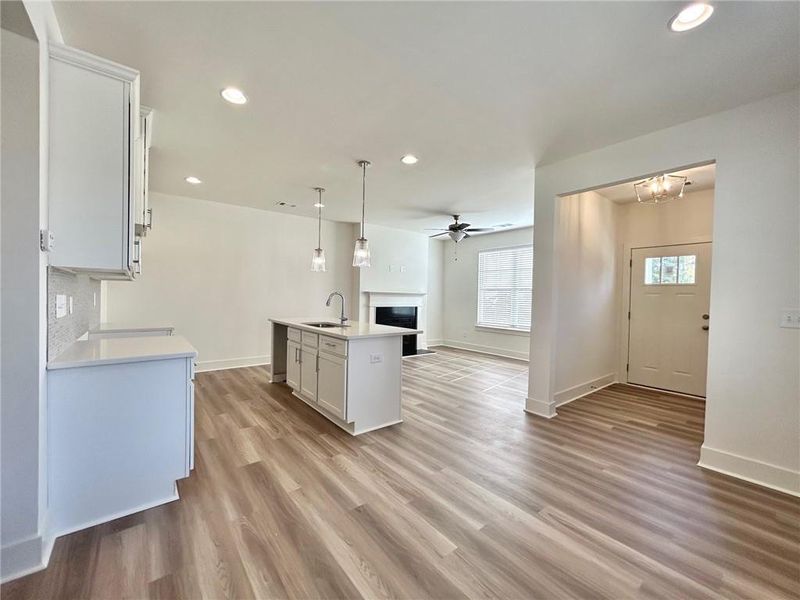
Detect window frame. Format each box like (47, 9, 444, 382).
(475, 243, 533, 334)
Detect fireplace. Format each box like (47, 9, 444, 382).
(375, 306, 418, 356)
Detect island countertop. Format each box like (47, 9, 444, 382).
(48, 335, 197, 370)
(269, 317, 422, 340)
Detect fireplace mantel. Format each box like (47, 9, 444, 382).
(365, 291, 428, 349)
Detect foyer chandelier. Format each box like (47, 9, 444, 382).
(633, 174, 687, 204)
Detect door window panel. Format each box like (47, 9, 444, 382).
(644, 254, 696, 285)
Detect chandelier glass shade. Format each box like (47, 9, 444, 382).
(634, 174, 687, 204)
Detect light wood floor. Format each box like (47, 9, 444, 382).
(5, 347, 799, 599)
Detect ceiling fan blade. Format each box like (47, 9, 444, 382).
(455, 222, 472, 230)
(464, 227, 494, 232)
(424, 228, 449, 231)
(429, 232, 450, 238)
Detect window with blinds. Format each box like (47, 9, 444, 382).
(477, 245, 533, 332)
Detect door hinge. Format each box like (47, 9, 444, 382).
(629, 258, 633, 268)
(626, 363, 629, 372)
(40, 229, 54, 252)
(628, 311, 631, 320)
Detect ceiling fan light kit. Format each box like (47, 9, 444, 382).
(311, 187, 327, 272)
(352, 160, 372, 268)
(427, 215, 495, 243)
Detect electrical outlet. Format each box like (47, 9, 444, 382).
(55, 294, 67, 319)
(780, 309, 800, 329)
(369, 353, 383, 364)
(400, 265, 406, 273)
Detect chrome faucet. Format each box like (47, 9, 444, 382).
(325, 292, 348, 325)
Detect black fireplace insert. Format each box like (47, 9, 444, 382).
(375, 306, 418, 356)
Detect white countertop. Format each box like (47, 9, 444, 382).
(270, 317, 422, 340)
(89, 322, 175, 334)
(48, 335, 197, 370)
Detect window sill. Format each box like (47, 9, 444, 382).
(475, 325, 531, 337)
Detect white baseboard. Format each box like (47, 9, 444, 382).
(195, 355, 269, 373)
(0, 532, 50, 584)
(426, 338, 444, 347)
(524, 397, 556, 418)
(554, 373, 617, 407)
(698, 445, 800, 497)
(440, 340, 529, 362)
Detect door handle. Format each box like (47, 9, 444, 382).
(702, 325, 709, 331)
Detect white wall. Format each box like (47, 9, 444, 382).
(618, 188, 714, 248)
(1, 27, 43, 580)
(529, 90, 800, 496)
(352, 223, 430, 316)
(1, 0, 64, 581)
(441, 227, 533, 360)
(426, 240, 445, 344)
(104, 192, 354, 371)
(554, 192, 619, 403)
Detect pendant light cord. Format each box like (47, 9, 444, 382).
(359, 160, 368, 239)
(317, 188, 323, 248)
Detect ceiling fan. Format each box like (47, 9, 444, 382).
(426, 215, 494, 243)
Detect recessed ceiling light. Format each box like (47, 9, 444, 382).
(401, 154, 418, 165)
(220, 87, 247, 105)
(669, 3, 714, 32)
(185, 176, 202, 185)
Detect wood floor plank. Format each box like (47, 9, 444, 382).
(4, 347, 798, 599)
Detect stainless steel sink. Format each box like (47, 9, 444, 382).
(303, 322, 348, 328)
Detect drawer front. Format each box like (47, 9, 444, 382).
(301, 331, 318, 348)
(319, 335, 347, 357)
(287, 327, 301, 343)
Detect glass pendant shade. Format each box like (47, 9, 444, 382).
(352, 238, 371, 268)
(311, 248, 327, 272)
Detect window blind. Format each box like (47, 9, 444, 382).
(477, 245, 532, 331)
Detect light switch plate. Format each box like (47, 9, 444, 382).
(370, 353, 383, 364)
(55, 294, 67, 319)
(780, 309, 800, 329)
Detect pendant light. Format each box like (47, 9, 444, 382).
(311, 187, 327, 272)
(352, 160, 371, 268)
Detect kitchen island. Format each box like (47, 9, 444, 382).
(269, 317, 421, 435)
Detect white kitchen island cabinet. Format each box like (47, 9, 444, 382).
(269, 318, 421, 435)
(47, 335, 197, 538)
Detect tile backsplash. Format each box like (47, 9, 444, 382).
(48, 268, 101, 359)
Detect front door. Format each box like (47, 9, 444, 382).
(628, 242, 711, 397)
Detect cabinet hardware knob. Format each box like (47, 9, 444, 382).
(702, 314, 709, 320)
(702, 325, 709, 331)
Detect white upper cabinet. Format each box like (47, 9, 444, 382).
(48, 43, 140, 277)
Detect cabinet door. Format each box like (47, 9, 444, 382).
(286, 341, 301, 390)
(48, 45, 139, 275)
(300, 348, 318, 400)
(317, 351, 347, 420)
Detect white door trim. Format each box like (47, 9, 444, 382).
(617, 235, 713, 387)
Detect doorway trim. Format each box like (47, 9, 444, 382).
(617, 235, 713, 389)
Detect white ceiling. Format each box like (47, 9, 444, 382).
(597, 163, 716, 204)
(53, 1, 798, 233)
